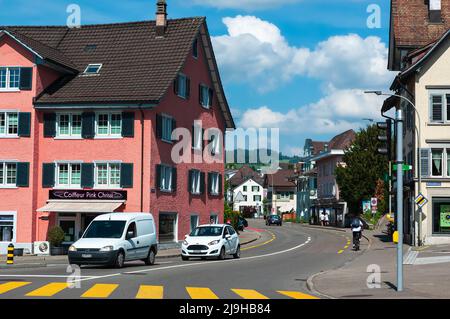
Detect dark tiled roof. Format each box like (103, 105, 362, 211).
(311, 141, 326, 155)
(265, 169, 296, 188)
(2, 19, 203, 104)
(328, 129, 356, 150)
(391, 0, 450, 47)
(228, 165, 264, 187)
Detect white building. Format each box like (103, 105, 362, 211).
(233, 179, 265, 215)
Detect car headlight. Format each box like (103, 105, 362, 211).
(182, 240, 189, 246)
(68, 245, 77, 252)
(100, 246, 114, 252)
(208, 240, 220, 246)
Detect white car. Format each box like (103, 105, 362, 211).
(68, 213, 158, 268)
(181, 224, 240, 260)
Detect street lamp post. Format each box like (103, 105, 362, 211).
(365, 90, 423, 292)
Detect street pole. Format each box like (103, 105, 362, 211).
(389, 160, 392, 214)
(396, 107, 404, 292)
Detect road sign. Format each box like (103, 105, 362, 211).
(415, 193, 428, 208)
(392, 164, 412, 171)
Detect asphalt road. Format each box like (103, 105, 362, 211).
(0, 220, 360, 299)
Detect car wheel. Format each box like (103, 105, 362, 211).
(182, 256, 189, 261)
(144, 249, 156, 265)
(233, 245, 241, 259)
(218, 247, 226, 260)
(114, 251, 125, 269)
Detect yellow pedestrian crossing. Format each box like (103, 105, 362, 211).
(0, 281, 318, 299)
(231, 289, 269, 299)
(0, 282, 31, 294)
(136, 285, 164, 299)
(26, 282, 70, 297)
(186, 287, 219, 299)
(277, 290, 319, 299)
(81, 284, 119, 298)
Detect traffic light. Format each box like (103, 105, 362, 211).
(377, 119, 392, 160)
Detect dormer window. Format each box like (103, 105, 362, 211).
(429, 0, 442, 23)
(193, 38, 198, 59)
(83, 64, 102, 75)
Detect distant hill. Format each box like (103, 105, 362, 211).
(225, 149, 301, 170)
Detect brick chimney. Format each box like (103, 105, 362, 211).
(156, 0, 167, 37)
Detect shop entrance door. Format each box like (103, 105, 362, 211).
(59, 219, 76, 244)
(159, 213, 178, 243)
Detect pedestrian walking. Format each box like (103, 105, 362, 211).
(324, 211, 330, 226)
(320, 211, 325, 226)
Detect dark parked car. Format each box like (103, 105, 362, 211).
(266, 215, 282, 226)
(237, 217, 248, 231)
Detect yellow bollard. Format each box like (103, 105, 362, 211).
(393, 231, 399, 243)
(6, 244, 14, 265)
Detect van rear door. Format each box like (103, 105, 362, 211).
(135, 219, 155, 259)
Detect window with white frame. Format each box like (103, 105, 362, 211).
(190, 170, 201, 194)
(0, 112, 18, 137)
(56, 163, 82, 188)
(253, 195, 262, 201)
(96, 113, 122, 137)
(200, 85, 212, 108)
(0, 162, 17, 187)
(209, 172, 220, 195)
(57, 114, 82, 137)
(0, 67, 20, 90)
(161, 115, 173, 142)
(432, 149, 443, 177)
(430, 93, 450, 123)
(159, 165, 173, 192)
(83, 64, 102, 75)
(95, 163, 121, 188)
(192, 124, 202, 150)
(0, 214, 15, 242)
(252, 186, 260, 192)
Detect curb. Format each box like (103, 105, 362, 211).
(300, 224, 347, 233)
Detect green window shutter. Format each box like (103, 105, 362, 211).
(120, 163, 133, 188)
(207, 172, 212, 195)
(43, 113, 56, 138)
(200, 172, 205, 194)
(121, 112, 135, 137)
(42, 163, 55, 188)
(81, 163, 94, 188)
(188, 170, 193, 193)
(420, 149, 430, 178)
(186, 77, 191, 99)
(208, 88, 214, 107)
(218, 174, 223, 195)
(16, 162, 30, 187)
(172, 167, 177, 192)
(18, 112, 31, 137)
(19, 67, 33, 90)
(171, 119, 177, 142)
(156, 114, 163, 139)
(156, 165, 162, 189)
(81, 112, 95, 139)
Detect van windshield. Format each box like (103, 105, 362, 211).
(83, 221, 126, 239)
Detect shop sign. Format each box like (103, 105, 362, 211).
(440, 205, 450, 228)
(49, 190, 127, 201)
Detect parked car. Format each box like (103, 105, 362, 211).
(181, 224, 240, 261)
(266, 215, 282, 226)
(237, 216, 248, 231)
(68, 213, 158, 268)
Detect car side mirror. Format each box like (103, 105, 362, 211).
(126, 231, 134, 240)
(225, 234, 231, 240)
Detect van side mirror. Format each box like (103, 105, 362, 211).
(126, 231, 134, 240)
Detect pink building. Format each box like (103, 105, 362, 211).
(311, 130, 356, 227)
(0, 1, 234, 253)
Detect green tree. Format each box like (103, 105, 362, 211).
(335, 125, 389, 216)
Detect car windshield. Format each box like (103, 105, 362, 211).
(83, 221, 126, 239)
(190, 226, 223, 237)
(270, 215, 280, 219)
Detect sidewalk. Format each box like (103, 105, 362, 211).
(309, 229, 450, 299)
(0, 228, 261, 268)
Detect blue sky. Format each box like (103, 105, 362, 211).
(0, 0, 395, 156)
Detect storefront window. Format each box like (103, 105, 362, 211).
(432, 149, 443, 176)
(159, 213, 177, 243)
(433, 199, 450, 234)
(0, 215, 14, 242)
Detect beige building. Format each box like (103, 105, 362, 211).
(385, 30, 450, 245)
(264, 166, 297, 216)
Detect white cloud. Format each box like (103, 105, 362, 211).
(239, 87, 385, 135)
(191, 0, 301, 10)
(212, 15, 394, 92)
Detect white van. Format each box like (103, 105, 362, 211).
(68, 213, 157, 268)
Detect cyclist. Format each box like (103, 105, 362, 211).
(350, 216, 364, 251)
